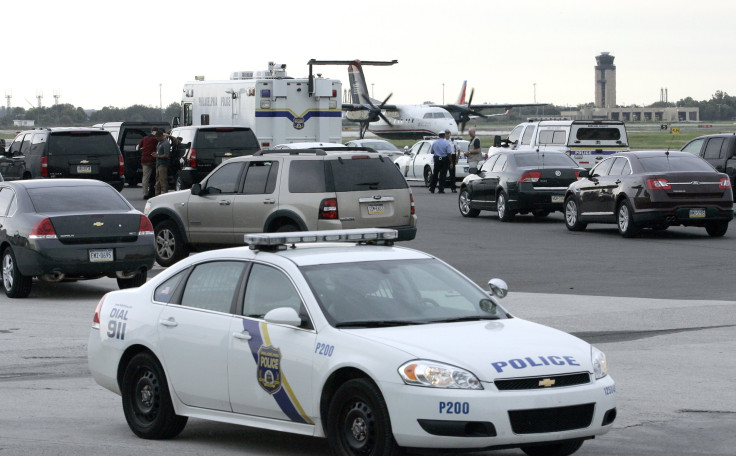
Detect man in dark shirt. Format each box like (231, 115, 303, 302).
(137, 127, 159, 199)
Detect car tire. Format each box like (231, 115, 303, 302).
(617, 199, 640, 238)
(117, 269, 148, 289)
(154, 220, 189, 267)
(327, 378, 401, 456)
(521, 439, 584, 456)
(705, 220, 729, 237)
(121, 352, 188, 439)
(496, 191, 514, 222)
(1, 247, 32, 298)
(458, 188, 480, 217)
(564, 197, 587, 231)
(423, 167, 432, 187)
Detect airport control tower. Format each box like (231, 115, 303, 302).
(595, 52, 616, 108)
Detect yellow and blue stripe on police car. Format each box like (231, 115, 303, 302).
(241, 319, 314, 425)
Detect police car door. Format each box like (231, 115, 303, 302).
(411, 141, 432, 179)
(228, 263, 316, 424)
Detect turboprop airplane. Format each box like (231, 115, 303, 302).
(307, 59, 547, 140)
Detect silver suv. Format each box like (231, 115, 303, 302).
(144, 149, 417, 266)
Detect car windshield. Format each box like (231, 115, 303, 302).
(28, 186, 131, 213)
(362, 141, 398, 151)
(194, 129, 259, 150)
(301, 258, 507, 327)
(515, 153, 578, 167)
(638, 155, 715, 173)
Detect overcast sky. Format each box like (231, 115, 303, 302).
(5, 0, 735, 111)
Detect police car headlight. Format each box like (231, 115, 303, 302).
(398, 360, 483, 390)
(143, 201, 152, 215)
(591, 346, 608, 379)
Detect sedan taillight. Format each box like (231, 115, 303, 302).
(29, 218, 57, 239)
(647, 178, 671, 190)
(319, 198, 339, 219)
(518, 171, 541, 183)
(720, 178, 732, 189)
(139, 215, 154, 235)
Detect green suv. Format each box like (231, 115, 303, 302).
(144, 149, 417, 266)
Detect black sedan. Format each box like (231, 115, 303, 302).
(458, 151, 584, 221)
(563, 151, 734, 237)
(0, 179, 155, 298)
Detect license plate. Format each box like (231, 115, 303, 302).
(551, 195, 565, 203)
(77, 165, 92, 174)
(89, 249, 113, 262)
(367, 203, 384, 215)
(689, 208, 706, 218)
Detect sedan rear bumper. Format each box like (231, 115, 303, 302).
(633, 207, 734, 225)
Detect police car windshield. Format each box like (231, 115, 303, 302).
(300, 258, 507, 327)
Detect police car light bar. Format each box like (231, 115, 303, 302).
(246, 228, 398, 249)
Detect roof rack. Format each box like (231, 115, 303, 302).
(255, 149, 327, 156)
(245, 228, 398, 251)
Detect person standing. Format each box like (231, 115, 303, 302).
(137, 127, 159, 199)
(429, 130, 452, 194)
(447, 132, 458, 192)
(153, 130, 171, 196)
(466, 126, 483, 169)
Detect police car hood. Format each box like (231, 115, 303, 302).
(348, 318, 592, 382)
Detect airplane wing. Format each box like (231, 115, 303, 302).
(342, 103, 399, 112)
(436, 102, 548, 114)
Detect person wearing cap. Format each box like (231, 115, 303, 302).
(153, 130, 171, 196)
(446, 129, 459, 193)
(429, 130, 452, 194)
(137, 127, 159, 199)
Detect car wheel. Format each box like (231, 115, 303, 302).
(521, 439, 584, 456)
(423, 167, 432, 187)
(327, 378, 401, 456)
(117, 269, 148, 289)
(458, 188, 480, 217)
(497, 191, 514, 222)
(617, 199, 640, 238)
(564, 197, 587, 231)
(121, 352, 188, 439)
(154, 220, 189, 267)
(1, 247, 32, 298)
(705, 220, 729, 237)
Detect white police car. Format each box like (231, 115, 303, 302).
(87, 229, 616, 456)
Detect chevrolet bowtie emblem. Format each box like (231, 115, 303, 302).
(80, 160, 90, 164)
(93, 222, 104, 227)
(539, 378, 556, 387)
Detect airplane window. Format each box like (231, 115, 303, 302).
(423, 113, 433, 119)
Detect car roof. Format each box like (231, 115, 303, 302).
(276, 142, 346, 148)
(2, 178, 112, 189)
(617, 150, 694, 159)
(173, 125, 253, 131)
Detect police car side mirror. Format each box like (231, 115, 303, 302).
(191, 183, 202, 195)
(264, 307, 302, 327)
(404, 146, 410, 154)
(469, 167, 479, 175)
(493, 135, 502, 148)
(488, 278, 508, 299)
(577, 169, 589, 179)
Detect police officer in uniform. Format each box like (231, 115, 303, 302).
(429, 130, 452, 194)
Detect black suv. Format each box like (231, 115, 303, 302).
(94, 121, 171, 187)
(169, 125, 260, 190)
(6, 128, 125, 190)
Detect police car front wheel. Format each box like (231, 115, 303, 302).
(327, 378, 401, 456)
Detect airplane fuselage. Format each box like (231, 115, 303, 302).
(368, 105, 459, 140)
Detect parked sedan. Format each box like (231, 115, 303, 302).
(344, 139, 405, 160)
(459, 151, 584, 221)
(0, 179, 155, 298)
(563, 151, 734, 237)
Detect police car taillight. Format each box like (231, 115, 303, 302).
(189, 149, 197, 168)
(92, 295, 106, 329)
(138, 215, 154, 236)
(519, 171, 541, 183)
(29, 218, 57, 239)
(319, 198, 338, 219)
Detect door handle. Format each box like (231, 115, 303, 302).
(159, 318, 178, 328)
(615, 180, 621, 184)
(218, 200, 231, 206)
(232, 331, 252, 341)
(263, 198, 276, 204)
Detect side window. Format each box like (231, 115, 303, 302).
(289, 160, 326, 193)
(418, 142, 431, 155)
(591, 157, 615, 177)
(243, 264, 308, 326)
(205, 162, 244, 193)
(154, 270, 188, 303)
(409, 142, 423, 155)
(681, 138, 705, 156)
(183, 103, 193, 126)
(180, 261, 246, 313)
(0, 188, 14, 217)
(242, 161, 278, 194)
(19, 134, 33, 155)
(491, 154, 508, 172)
(8, 135, 24, 155)
(608, 157, 628, 176)
(703, 138, 725, 159)
(30, 133, 46, 156)
(480, 155, 499, 172)
(508, 126, 524, 144)
(621, 160, 631, 175)
(520, 126, 536, 146)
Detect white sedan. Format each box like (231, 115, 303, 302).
(394, 139, 472, 186)
(88, 229, 616, 456)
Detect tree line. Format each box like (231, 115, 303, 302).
(0, 103, 182, 128)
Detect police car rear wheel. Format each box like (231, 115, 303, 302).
(423, 167, 432, 187)
(121, 352, 187, 439)
(327, 378, 401, 456)
(521, 438, 584, 456)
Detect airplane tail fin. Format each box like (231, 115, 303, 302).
(456, 81, 468, 105)
(348, 63, 372, 104)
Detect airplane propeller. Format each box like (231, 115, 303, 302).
(359, 92, 393, 139)
(458, 88, 488, 133)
